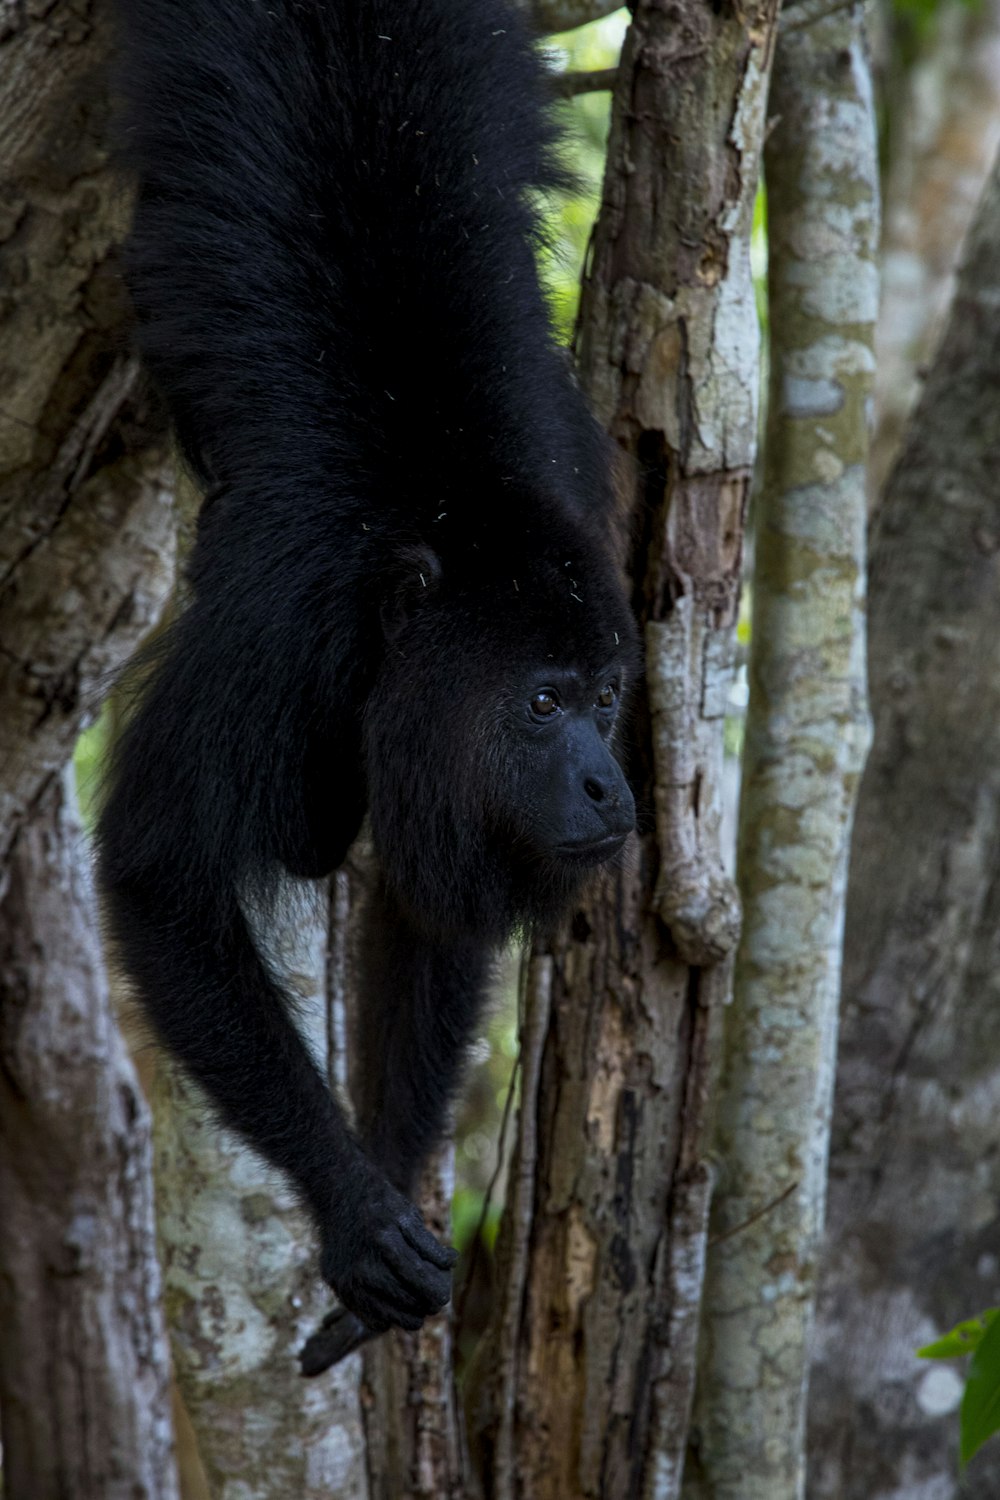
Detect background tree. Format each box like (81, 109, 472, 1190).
(808, 144, 1000, 1500)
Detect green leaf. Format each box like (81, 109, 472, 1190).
(919, 1310, 998, 1360)
(961, 1311, 1000, 1466)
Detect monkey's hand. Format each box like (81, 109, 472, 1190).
(317, 1174, 457, 1341)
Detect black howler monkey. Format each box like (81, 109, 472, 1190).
(100, 0, 638, 1371)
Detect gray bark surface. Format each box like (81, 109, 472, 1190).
(808, 149, 1000, 1500)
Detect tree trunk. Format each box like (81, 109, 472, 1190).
(684, 10, 878, 1499)
(0, 0, 176, 861)
(0, 773, 178, 1500)
(470, 0, 779, 1494)
(0, 4, 178, 1493)
(808, 146, 1000, 1500)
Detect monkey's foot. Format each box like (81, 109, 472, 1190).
(299, 1307, 376, 1375)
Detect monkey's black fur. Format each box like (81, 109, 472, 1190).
(101, 0, 638, 1371)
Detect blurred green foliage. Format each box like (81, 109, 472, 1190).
(919, 1310, 1000, 1466)
(538, 10, 629, 340)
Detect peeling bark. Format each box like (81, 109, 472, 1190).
(808, 147, 1000, 1500)
(686, 10, 878, 1497)
(472, 1, 778, 1494)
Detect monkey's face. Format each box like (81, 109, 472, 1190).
(364, 551, 637, 942)
(497, 662, 635, 866)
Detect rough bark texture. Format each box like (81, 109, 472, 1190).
(152, 885, 369, 1500)
(686, 11, 878, 1499)
(871, 0, 1000, 497)
(0, 0, 176, 862)
(808, 148, 1000, 1500)
(0, 774, 178, 1500)
(471, 1, 779, 1494)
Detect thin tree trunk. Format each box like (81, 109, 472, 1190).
(686, 9, 878, 1497)
(0, 773, 178, 1500)
(808, 146, 1000, 1500)
(470, 0, 779, 1493)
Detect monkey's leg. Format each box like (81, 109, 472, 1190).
(354, 877, 494, 1195)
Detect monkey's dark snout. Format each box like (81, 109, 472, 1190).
(585, 762, 635, 837)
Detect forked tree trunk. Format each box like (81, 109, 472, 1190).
(469, 0, 779, 1494)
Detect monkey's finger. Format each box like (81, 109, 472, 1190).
(380, 1231, 453, 1307)
(360, 1253, 441, 1315)
(398, 1212, 459, 1270)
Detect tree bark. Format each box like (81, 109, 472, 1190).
(0, 773, 178, 1500)
(471, 0, 779, 1494)
(808, 146, 1000, 1500)
(686, 9, 878, 1497)
(0, 5, 178, 1493)
(0, 0, 176, 861)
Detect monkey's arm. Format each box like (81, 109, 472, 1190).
(98, 614, 455, 1333)
(354, 879, 495, 1197)
(107, 877, 455, 1333)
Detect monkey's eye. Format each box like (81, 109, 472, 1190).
(596, 683, 617, 709)
(530, 690, 560, 718)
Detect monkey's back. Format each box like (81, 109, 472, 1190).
(117, 0, 582, 561)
